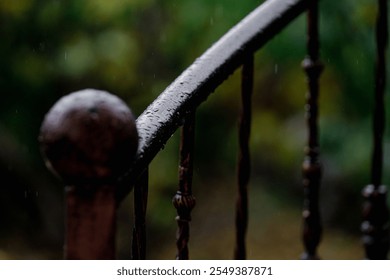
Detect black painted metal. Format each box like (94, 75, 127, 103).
(362, 0, 389, 260)
(173, 113, 196, 260)
(132, 168, 148, 260)
(301, 0, 323, 260)
(234, 55, 253, 260)
(118, 0, 310, 199)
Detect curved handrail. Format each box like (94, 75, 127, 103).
(118, 0, 310, 197)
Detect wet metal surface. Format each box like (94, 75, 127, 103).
(119, 0, 310, 198)
(173, 113, 196, 260)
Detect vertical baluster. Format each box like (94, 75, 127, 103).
(39, 89, 138, 259)
(301, 0, 324, 260)
(362, 0, 389, 260)
(234, 55, 254, 260)
(132, 168, 148, 260)
(172, 112, 196, 260)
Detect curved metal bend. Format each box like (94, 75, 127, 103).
(118, 0, 310, 199)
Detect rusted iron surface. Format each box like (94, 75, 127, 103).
(362, 0, 389, 260)
(132, 169, 148, 260)
(39, 89, 139, 259)
(65, 184, 116, 259)
(118, 0, 310, 199)
(173, 113, 196, 260)
(234, 55, 253, 260)
(301, 0, 323, 260)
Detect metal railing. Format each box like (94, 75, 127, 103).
(38, 0, 389, 260)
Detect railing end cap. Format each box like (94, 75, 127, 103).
(39, 89, 138, 186)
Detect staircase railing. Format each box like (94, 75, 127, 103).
(38, 0, 389, 260)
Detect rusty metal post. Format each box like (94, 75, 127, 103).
(234, 55, 253, 260)
(172, 112, 196, 260)
(301, 0, 323, 260)
(39, 89, 138, 259)
(362, 0, 389, 260)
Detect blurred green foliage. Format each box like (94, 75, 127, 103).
(0, 0, 389, 259)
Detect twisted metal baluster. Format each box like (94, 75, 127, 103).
(173, 112, 196, 260)
(362, 0, 389, 260)
(132, 168, 148, 260)
(234, 55, 254, 260)
(301, 0, 323, 260)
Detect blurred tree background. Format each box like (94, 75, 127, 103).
(0, 0, 389, 259)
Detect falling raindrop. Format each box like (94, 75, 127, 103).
(64, 52, 67, 60)
(274, 64, 278, 74)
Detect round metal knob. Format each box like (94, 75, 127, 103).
(39, 89, 138, 185)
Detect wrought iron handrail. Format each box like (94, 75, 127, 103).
(117, 0, 310, 197)
(38, 0, 390, 260)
